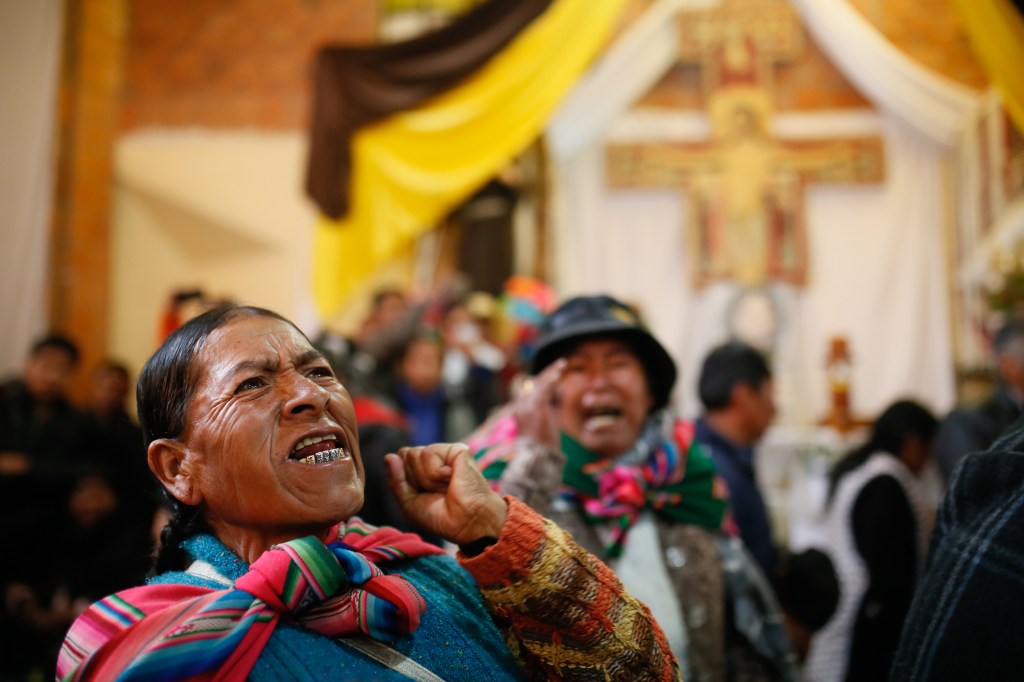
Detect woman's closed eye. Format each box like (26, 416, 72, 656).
(234, 376, 266, 394)
(563, 360, 587, 375)
(306, 366, 335, 380)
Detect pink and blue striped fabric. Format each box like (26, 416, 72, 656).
(57, 523, 442, 681)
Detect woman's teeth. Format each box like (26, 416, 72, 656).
(293, 434, 334, 451)
(295, 448, 348, 465)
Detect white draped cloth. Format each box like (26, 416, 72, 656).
(790, 0, 978, 148)
(546, 0, 979, 422)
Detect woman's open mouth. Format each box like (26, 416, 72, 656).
(288, 435, 350, 465)
(583, 405, 623, 428)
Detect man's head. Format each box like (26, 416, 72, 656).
(397, 334, 444, 396)
(994, 319, 1024, 395)
(698, 340, 775, 445)
(91, 361, 132, 416)
(370, 288, 408, 328)
(23, 334, 79, 403)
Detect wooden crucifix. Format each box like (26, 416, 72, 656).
(606, 0, 885, 288)
(679, 0, 806, 94)
(607, 90, 884, 287)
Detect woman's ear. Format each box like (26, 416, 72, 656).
(148, 439, 202, 506)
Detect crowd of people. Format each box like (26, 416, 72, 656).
(0, 339, 159, 678)
(3, 278, 1023, 680)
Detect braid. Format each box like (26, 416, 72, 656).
(150, 491, 211, 576)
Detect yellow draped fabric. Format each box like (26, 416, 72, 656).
(312, 0, 628, 319)
(951, 0, 1024, 133)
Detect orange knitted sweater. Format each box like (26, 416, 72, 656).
(460, 497, 682, 681)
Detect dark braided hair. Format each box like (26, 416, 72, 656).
(139, 304, 294, 574)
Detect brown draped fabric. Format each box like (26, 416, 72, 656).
(452, 179, 518, 296)
(305, 0, 553, 221)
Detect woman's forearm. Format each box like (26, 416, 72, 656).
(459, 497, 681, 682)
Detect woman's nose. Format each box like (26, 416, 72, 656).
(282, 374, 329, 417)
(582, 367, 612, 392)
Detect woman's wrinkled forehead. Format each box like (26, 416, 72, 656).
(194, 315, 318, 385)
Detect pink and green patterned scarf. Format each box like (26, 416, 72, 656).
(57, 521, 442, 681)
(473, 412, 733, 557)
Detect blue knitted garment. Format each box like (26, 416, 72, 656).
(149, 533, 524, 681)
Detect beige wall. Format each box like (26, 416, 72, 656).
(109, 131, 316, 375)
(0, 0, 62, 377)
(108, 129, 423, 376)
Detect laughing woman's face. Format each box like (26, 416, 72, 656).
(554, 338, 653, 459)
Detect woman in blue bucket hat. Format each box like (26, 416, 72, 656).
(468, 294, 797, 682)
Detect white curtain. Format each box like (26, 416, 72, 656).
(546, 0, 980, 156)
(553, 116, 955, 422)
(546, 0, 964, 421)
(790, 0, 978, 148)
(0, 0, 63, 378)
(797, 118, 955, 419)
(548, 0, 698, 161)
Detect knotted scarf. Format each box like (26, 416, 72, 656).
(473, 412, 732, 557)
(57, 521, 443, 681)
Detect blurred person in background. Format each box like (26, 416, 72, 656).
(391, 333, 477, 446)
(772, 548, 839, 663)
(0, 338, 138, 680)
(806, 400, 937, 682)
(441, 295, 505, 425)
(933, 318, 1024, 484)
(315, 277, 473, 400)
(159, 289, 205, 341)
(0, 334, 87, 479)
(694, 341, 779, 581)
(82, 361, 159, 527)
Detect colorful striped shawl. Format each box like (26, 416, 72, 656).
(57, 521, 442, 682)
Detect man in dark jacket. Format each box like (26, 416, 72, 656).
(0, 334, 91, 678)
(81, 361, 159, 525)
(0, 334, 87, 479)
(933, 319, 1024, 483)
(694, 340, 778, 580)
(890, 416, 1024, 681)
